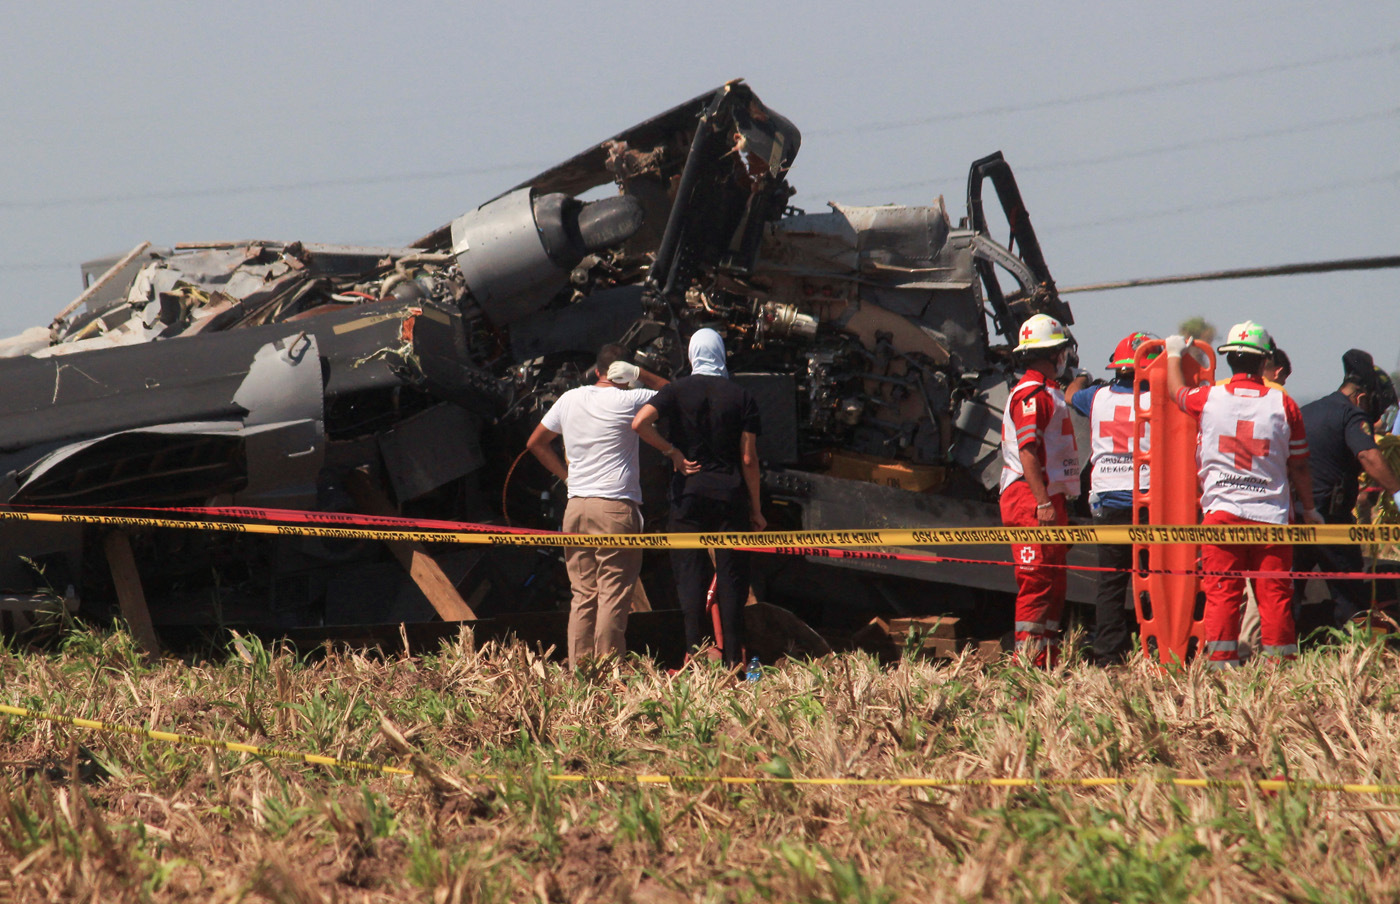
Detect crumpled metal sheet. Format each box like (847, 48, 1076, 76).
(760, 202, 970, 290)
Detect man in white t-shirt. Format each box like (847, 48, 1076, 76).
(526, 345, 694, 668)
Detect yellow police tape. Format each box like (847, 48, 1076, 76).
(5, 701, 1400, 796)
(0, 702, 412, 777)
(1, 509, 1394, 547)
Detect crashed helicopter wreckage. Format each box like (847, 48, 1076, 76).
(0, 81, 1094, 655)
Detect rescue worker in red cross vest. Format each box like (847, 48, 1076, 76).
(1165, 321, 1323, 668)
(1069, 331, 1157, 665)
(1000, 313, 1089, 667)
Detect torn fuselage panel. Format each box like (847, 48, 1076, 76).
(0, 302, 417, 504)
(12, 329, 327, 508)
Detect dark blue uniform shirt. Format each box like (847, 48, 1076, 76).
(1300, 390, 1376, 519)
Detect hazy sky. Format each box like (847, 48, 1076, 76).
(2, 1, 1396, 402)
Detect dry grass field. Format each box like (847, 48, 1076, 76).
(1, 623, 1398, 903)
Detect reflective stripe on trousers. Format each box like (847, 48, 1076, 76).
(1205, 639, 1239, 668)
(1014, 620, 1061, 634)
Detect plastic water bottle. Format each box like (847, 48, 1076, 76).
(745, 656, 762, 683)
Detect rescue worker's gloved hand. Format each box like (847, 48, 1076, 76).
(1393, 489, 1400, 511)
(1163, 335, 1188, 359)
(606, 361, 642, 388)
(1303, 507, 1325, 525)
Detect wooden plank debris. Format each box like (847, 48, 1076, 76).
(102, 530, 162, 658)
(851, 615, 974, 663)
(344, 469, 477, 622)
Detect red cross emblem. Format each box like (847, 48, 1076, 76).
(1021, 324, 1034, 342)
(1098, 404, 1133, 453)
(1220, 419, 1270, 470)
(1237, 329, 1250, 340)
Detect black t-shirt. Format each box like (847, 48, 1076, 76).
(650, 375, 762, 502)
(1301, 390, 1377, 517)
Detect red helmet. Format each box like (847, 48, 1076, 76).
(1107, 331, 1157, 370)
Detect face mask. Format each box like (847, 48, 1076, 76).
(1054, 349, 1070, 378)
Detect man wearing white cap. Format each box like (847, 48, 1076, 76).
(1165, 321, 1321, 668)
(527, 344, 689, 669)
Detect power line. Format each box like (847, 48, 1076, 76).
(810, 107, 1399, 201)
(0, 261, 73, 273)
(1051, 170, 1400, 232)
(8, 46, 1396, 216)
(806, 41, 1398, 137)
(1017, 108, 1399, 174)
(1060, 254, 1400, 294)
(0, 160, 553, 212)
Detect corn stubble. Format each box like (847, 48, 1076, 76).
(0, 625, 1398, 903)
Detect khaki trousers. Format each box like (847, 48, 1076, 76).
(1238, 580, 1261, 662)
(563, 497, 643, 668)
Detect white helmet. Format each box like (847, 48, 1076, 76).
(1014, 313, 1072, 354)
(1216, 320, 1273, 357)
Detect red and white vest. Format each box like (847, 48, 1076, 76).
(1198, 384, 1291, 523)
(1088, 388, 1149, 495)
(1000, 376, 1079, 496)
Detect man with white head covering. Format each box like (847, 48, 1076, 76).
(633, 328, 764, 669)
(527, 344, 685, 669)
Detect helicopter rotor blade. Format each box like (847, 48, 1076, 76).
(1060, 254, 1400, 294)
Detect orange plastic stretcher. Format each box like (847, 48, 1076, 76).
(1132, 339, 1214, 666)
